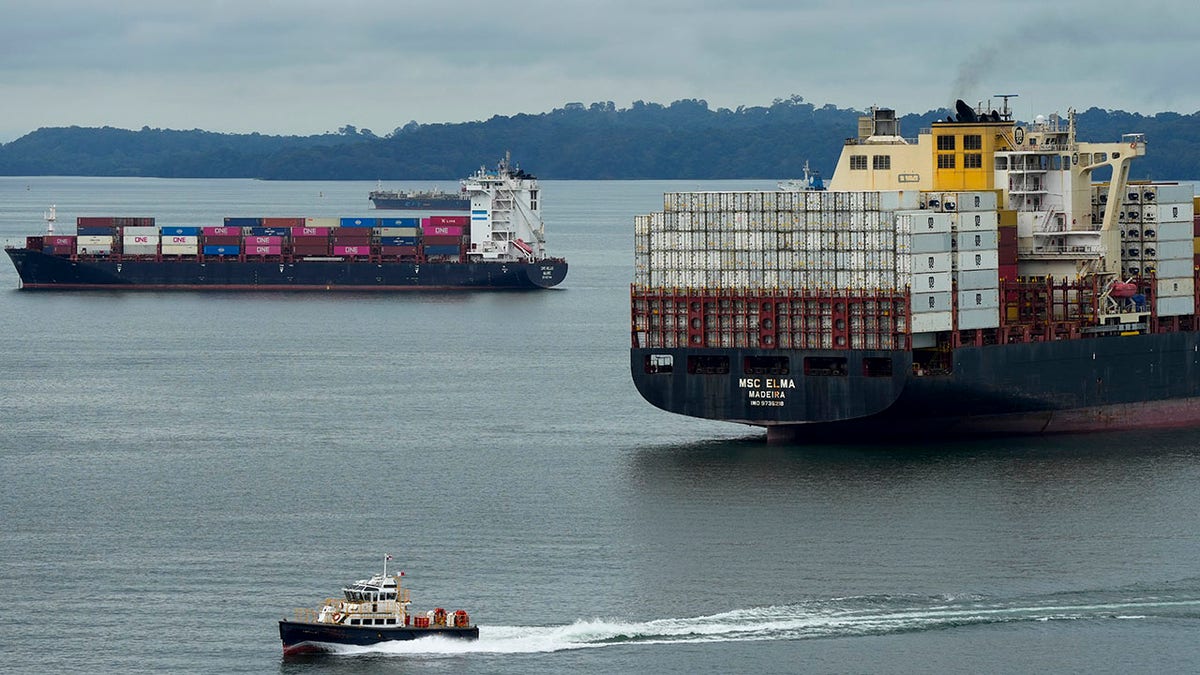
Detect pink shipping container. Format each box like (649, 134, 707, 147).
(424, 225, 463, 237)
(48, 236, 77, 248)
(427, 215, 470, 226)
(245, 245, 283, 255)
(203, 226, 240, 236)
(245, 236, 283, 246)
(291, 226, 330, 237)
(334, 245, 370, 256)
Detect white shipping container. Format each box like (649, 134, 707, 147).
(1139, 184, 1196, 205)
(1157, 296, 1194, 317)
(161, 244, 198, 255)
(122, 244, 159, 255)
(1156, 221, 1193, 242)
(953, 211, 999, 231)
(912, 291, 953, 313)
(1157, 277, 1195, 298)
(958, 288, 1000, 310)
(957, 230, 999, 251)
(122, 226, 158, 236)
(76, 245, 112, 254)
(958, 308, 1001, 330)
(955, 190, 999, 212)
(913, 271, 953, 293)
(911, 232, 953, 254)
(955, 268, 1000, 290)
(956, 250, 1000, 271)
(77, 235, 114, 247)
(912, 252, 953, 273)
(878, 190, 920, 211)
(1156, 259, 1193, 278)
(911, 311, 953, 332)
(123, 235, 159, 246)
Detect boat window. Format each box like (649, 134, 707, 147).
(687, 355, 730, 375)
(872, 155, 891, 170)
(964, 153, 982, 169)
(850, 155, 868, 170)
(937, 154, 955, 169)
(351, 618, 361, 625)
(937, 135, 956, 151)
(994, 156, 1008, 170)
(804, 357, 848, 376)
(743, 356, 790, 376)
(645, 354, 674, 374)
(963, 134, 981, 150)
(863, 357, 893, 377)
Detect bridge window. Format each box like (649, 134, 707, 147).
(937, 135, 956, 151)
(644, 354, 673, 374)
(937, 154, 956, 169)
(872, 155, 891, 170)
(850, 155, 868, 170)
(964, 153, 982, 169)
(687, 355, 729, 375)
(964, 134, 982, 150)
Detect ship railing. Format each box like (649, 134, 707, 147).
(291, 607, 320, 623)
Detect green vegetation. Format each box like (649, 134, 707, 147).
(0, 98, 1196, 179)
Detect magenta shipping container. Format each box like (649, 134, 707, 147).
(245, 236, 283, 246)
(48, 236, 77, 248)
(426, 215, 470, 226)
(333, 245, 369, 256)
(203, 226, 241, 236)
(291, 227, 330, 237)
(245, 245, 283, 255)
(424, 225, 463, 237)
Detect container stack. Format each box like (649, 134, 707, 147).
(898, 210, 953, 333)
(1107, 183, 1196, 316)
(952, 192, 1002, 330)
(161, 226, 200, 256)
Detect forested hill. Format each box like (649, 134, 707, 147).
(1, 98, 1197, 180)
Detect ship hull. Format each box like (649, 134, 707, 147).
(279, 620, 479, 655)
(631, 330, 1200, 440)
(370, 196, 470, 210)
(6, 249, 567, 290)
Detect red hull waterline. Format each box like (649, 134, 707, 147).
(17, 283, 542, 291)
(763, 396, 1200, 443)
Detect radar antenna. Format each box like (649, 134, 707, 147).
(993, 94, 1018, 120)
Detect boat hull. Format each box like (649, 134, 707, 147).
(279, 620, 479, 655)
(631, 330, 1200, 440)
(6, 248, 567, 290)
(370, 196, 470, 210)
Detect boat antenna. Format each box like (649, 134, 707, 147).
(993, 93, 1018, 120)
(44, 205, 56, 235)
(383, 553, 392, 576)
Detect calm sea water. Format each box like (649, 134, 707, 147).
(2, 177, 1200, 674)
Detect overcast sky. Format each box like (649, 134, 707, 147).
(1, 0, 1197, 142)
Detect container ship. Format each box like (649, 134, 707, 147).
(5, 156, 566, 290)
(630, 99, 1200, 441)
(369, 185, 470, 211)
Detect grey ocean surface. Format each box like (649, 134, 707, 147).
(2, 177, 1200, 674)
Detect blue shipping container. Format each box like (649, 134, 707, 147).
(424, 245, 461, 256)
(380, 217, 421, 227)
(379, 236, 418, 246)
(224, 217, 261, 227)
(160, 226, 201, 236)
(249, 227, 292, 237)
(203, 245, 240, 255)
(76, 226, 115, 236)
(340, 217, 377, 228)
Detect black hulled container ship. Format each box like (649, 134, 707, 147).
(631, 99, 1200, 441)
(6, 156, 566, 290)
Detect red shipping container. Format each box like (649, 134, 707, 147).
(245, 245, 283, 255)
(380, 245, 419, 256)
(1193, 216, 1200, 237)
(292, 245, 331, 255)
(203, 236, 241, 245)
(262, 217, 305, 227)
(332, 235, 372, 244)
(203, 226, 240, 236)
(427, 215, 469, 226)
(334, 245, 370, 256)
(48, 236, 76, 248)
(291, 226, 330, 237)
(998, 264, 1019, 281)
(422, 235, 462, 246)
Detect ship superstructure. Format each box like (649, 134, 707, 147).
(630, 98, 1200, 441)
